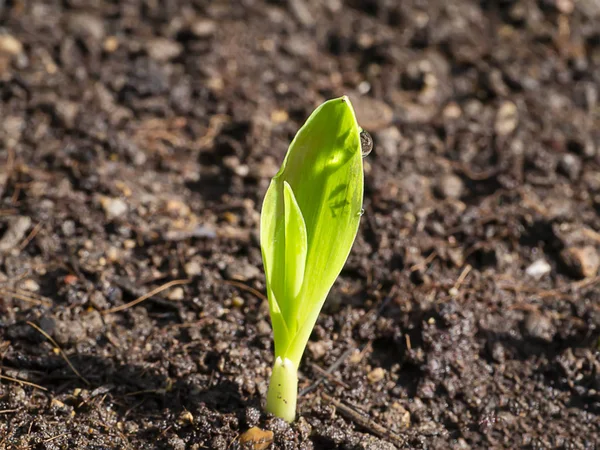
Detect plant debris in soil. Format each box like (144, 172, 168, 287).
(1, 0, 599, 449)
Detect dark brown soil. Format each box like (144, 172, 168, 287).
(1, 0, 599, 449)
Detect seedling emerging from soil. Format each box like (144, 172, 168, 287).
(260, 96, 369, 422)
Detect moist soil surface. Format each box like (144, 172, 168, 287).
(1, 1, 600, 449)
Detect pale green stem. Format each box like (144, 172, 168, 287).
(265, 357, 298, 422)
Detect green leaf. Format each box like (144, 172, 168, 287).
(261, 96, 364, 364)
(282, 181, 308, 322)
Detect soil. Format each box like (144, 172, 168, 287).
(1, 0, 599, 449)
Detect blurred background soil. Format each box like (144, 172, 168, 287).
(0, 0, 599, 448)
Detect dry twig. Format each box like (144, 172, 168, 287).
(27, 321, 90, 385)
(0, 374, 47, 391)
(322, 392, 405, 446)
(220, 279, 268, 302)
(102, 279, 191, 314)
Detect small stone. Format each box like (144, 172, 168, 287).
(495, 101, 518, 136)
(184, 259, 202, 276)
(20, 279, 40, 292)
(558, 153, 582, 180)
(168, 287, 185, 301)
(225, 261, 261, 281)
(367, 367, 386, 383)
(284, 36, 314, 57)
(190, 20, 216, 38)
(51, 398, 68, 410)
(525, 259, 551, 279)
(524, 312, 555, 342)
(289, 0, 315, 27)
(168, 436, 186, 450)
(375, 127, 403, 160)
(0, 35, 23, 56)
(391, 402, 411, 429)
(555, 0, 575, 14)
(54, 100, 79, 129)
(166, 199, 191, 217)
(238, 427, 274, 450)
(561, 246, 600, 278)
(223, 156, 249, 177)
(556, 0, 574, 14)
(2, 116, 24, 144)
(62, 220, 76, 237)
(0, 216, 31, 253)
(435, 174, 464, 199)
(123, 239, 136, 250)
(307, 340, 329, 360)
(68, 14, 105, 42)
(103, 36, 119, 53)
(106, 247, 120, 262)
(146, 38, 182, 62)
(443, 102, 462, 119)
(99, 196, 128, 220)
(53, 319, 86, 346)
(256, 320, 271, 335)
(270, 109, 288, 123)
(90, 291, 110, 310)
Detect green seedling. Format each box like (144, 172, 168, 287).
(260, 96, 370, 422)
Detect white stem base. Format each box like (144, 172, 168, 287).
(266, 357, 298, 422)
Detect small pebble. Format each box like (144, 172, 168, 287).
(0, 35, 23, 55)
(270, 109, 289, 123)
(443, 102, 462, 119)
(190, 19, 216, 38)
(435, 174, 464, 199)
(307, 340, 329, 360)
(375, 127, 403, 160)
(168, 436, 186, 450)
(225, 261, 261, 281)
(168, 287, 185, 301)
(525, 259, 551, 279)
(0, 216, 31, 253)
(524, 312, 555, 342)
(256, 320, 272, 335)
(62, 220, 76, 237)
(558, 153, 582, 180)
(103, 36, 119, 53)
(391, 402, 411, 429)
(495, 101, 518, 136)
(184, 259, 202, 276)
(20, 279, 40, 292)
(54, 100, 79, 129)
(106, 247, 120, 262)
(123, 239, 136, 249)
(556, 0, 574, 14)
(560, 246, 600, 278)
(100, 196, 128, 220)
(90, 291, 110, 310)
(367, 367, 386, 383)
(146, 38, 182, 62)
(68, 13, 105, 42)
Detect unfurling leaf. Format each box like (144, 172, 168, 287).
(261, 96, 366, 422)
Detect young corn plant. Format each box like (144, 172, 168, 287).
(260, 96, 370, 422)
